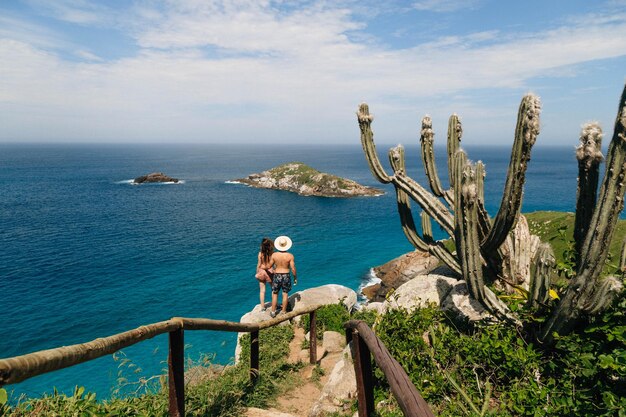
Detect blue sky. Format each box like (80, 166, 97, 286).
(1, 0, 625, 145)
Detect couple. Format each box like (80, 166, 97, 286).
(255, 235, 297, 318)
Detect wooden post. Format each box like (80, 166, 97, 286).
(250, 330, 260, 381)
(352, 330, 375, 417)
(309, 311, 317, 364)
(168, 328, 185, 417)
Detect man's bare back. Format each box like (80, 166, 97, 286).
(271, 251, 296, 275)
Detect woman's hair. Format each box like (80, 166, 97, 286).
(260, 238, 274, 264)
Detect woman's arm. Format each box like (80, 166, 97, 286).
(256, 252, 262, 271)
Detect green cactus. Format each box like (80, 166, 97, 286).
(358, 83, 626, 343)
(574, 123, 603, 259)
(540, 85, 626, 343)
(527, 243, 555, 310)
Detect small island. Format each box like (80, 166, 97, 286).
(234, 162, 383, 197)
(133, 172, 179, 184)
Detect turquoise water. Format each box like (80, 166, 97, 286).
(0, 143, 583, 399)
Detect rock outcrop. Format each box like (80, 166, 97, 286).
(309, 344, 356, 416)
(236, 284, 357, 362)
(133, 172, 179, 184)
(362, 250, 440, 302)
(289, 284, 357, 313)
(377, 272, 493, 326)
(234, 162, 383, 197)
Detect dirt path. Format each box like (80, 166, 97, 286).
(245, 326, 343, 417)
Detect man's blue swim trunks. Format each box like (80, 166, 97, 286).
(271, 272, 292, 294)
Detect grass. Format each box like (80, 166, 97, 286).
(526, 211, 626, 278)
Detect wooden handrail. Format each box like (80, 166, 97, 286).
(0, 304, 321, 388)
(0, 319, 183, 386)
(345, 320, 435, 417)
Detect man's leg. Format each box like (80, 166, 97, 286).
(271, 291, 278, 313)
(281, 291, 288, 313)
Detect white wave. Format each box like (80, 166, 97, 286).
(357, 268, 381, 293)
(224, 180, 243, 185)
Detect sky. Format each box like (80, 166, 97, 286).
(1, 0, 625, 146)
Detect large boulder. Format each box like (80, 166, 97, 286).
(309, 344, 356, 416)
(322, 331, 345, 353)
(234, 304, 289, 363)
(382, 274, 457, 312)
(289, 284, 357, 312)
(381, 272, 494, 326)
(362, 251, 440, 302)
(440, 281, 492, 325)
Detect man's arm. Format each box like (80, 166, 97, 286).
(290, 255, 297, 285)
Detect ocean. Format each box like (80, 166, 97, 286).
(0, 143, 586, 400)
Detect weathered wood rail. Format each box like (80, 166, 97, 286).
(345, 320, 435, 417)
(0, 305, 321, 417)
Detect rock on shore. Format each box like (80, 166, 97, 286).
(234, 162, 383, 197)
(133, 172, 179, 184)
(361, 250, 440, 302)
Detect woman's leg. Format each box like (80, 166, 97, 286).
(259, 280, 266, 309)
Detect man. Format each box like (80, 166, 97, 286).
(270, 235, 297, 317)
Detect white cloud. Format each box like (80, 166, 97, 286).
(412, 0, 481, 13)
(1, 1, 625, 143)
(24, 0, 112, 25)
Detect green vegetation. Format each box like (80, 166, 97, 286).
(0, 326, 300, 417)
(303, 303, 351, 340)
(526, 211, 626, 279)
(370, 298, 625, 417)
(268, 162, 355, 189)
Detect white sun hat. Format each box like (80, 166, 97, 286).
(274, 235, 293, 252)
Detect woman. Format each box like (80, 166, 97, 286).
(255, 237, 275, 310)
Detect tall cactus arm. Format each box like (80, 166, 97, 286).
(527, 243, 555, 310)
(541, 84, 626, 344)
(482, 94, 541, 254)
(455, 157, 485, 301)
(420, 116, 446, 197)
(574, 122, 604, 258)
(389, 145, 455, 236)
(395, 185, 461, 274)
(358, 103, 392, 184)
(389, 145, 461, 272)
(454, 153, 518, 323)
(421, 211, 434, 243)
(447, 114, 463, 189)
(576, 87, 626, 288)
(474, 161, 492, 242)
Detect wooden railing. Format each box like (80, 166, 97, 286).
(345, 320, 435, 417)
(0, 305, 321, 417)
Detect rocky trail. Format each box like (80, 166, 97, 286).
(245, 326, 350, 417)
